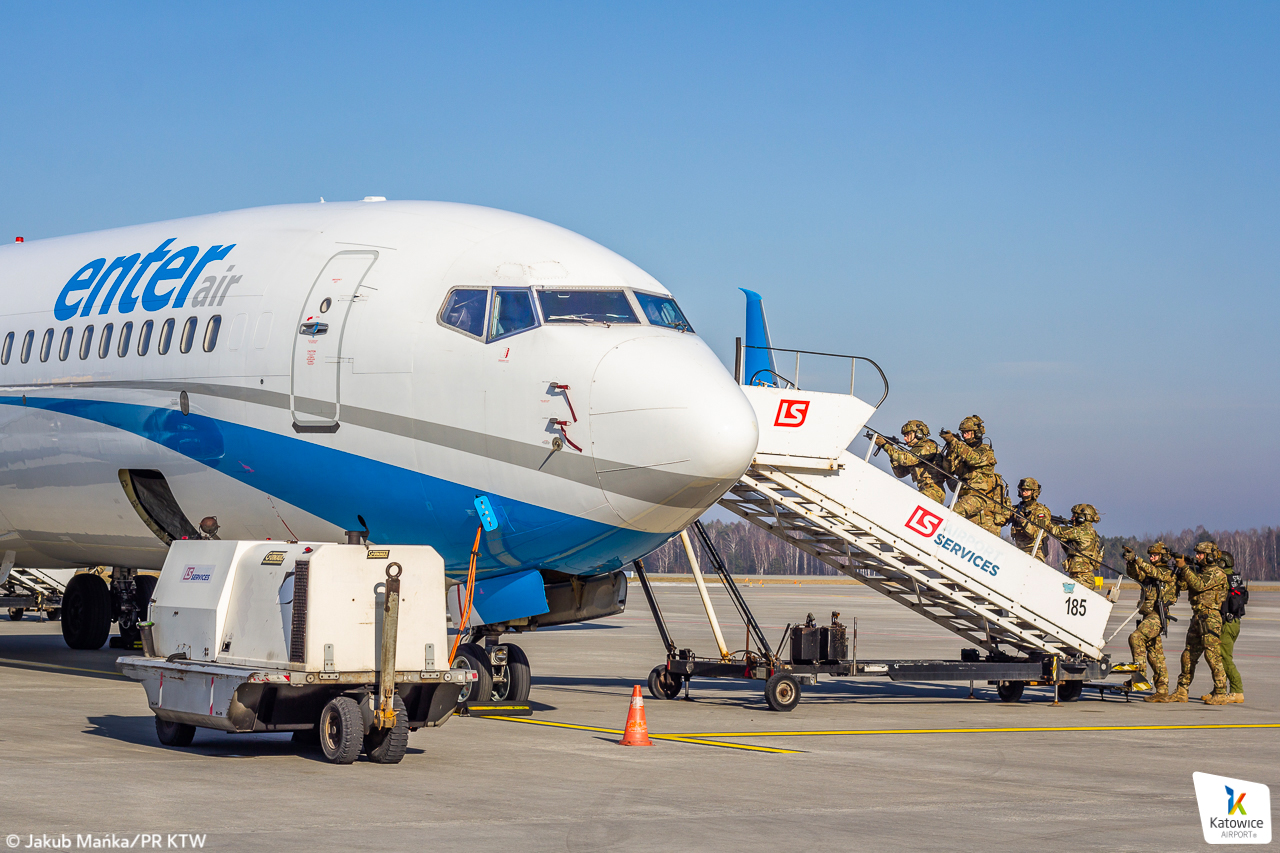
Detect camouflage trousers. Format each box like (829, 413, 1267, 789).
(1128, 612, 1169, 691)
(1066, 569, 1096, 589)
(1016, 540, 1048, 563)
(919, 482, 946, 505)
(953, 493, 1002, 536)
(1176, 610, 1228, 694)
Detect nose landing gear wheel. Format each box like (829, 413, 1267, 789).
(764, 672, 801, 712)
(492, 643, 531, 703)
(647, 665, 683, 700)
(453, 643, 494, 707)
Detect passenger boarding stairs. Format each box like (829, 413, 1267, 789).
(719, 353, 1113, 661)
(0, 561, 66, 615)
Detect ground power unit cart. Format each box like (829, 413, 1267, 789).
(118, 540, 475, 764)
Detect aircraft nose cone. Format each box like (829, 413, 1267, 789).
(590, 334, 759, 531)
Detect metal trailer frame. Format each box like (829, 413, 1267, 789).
(0, 568, 66, 621)
(635, 522, 1113, 712)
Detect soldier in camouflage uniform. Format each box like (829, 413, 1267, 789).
(874, 420, 945, 504)
(1159, 541, 1231, 704)
(1116, 541, 1178, 698)
(1007, 477, 1052, 562)
(939, 415, 1006, 536)
(1050, 504, 1102, 587)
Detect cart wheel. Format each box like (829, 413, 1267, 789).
(647, 665, 682, 700)
(453, 643, 494, 706)
(61, 573, 112, 650)
(47, 608, 61, 622)
(493, 643, 531, 703)
(155, 717, 196, 747)
(7, 608, 23, 621)
(996, 681, 1025, 703)
(764, 672, 801, 712)
(364, 695, 409, 764)
(1057, 680, 1083, 702)
(319, 696, 364, 764)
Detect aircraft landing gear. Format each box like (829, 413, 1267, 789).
(454, 636, 532, 706)
(61, 568, 157, 651)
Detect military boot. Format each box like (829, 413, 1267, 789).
(1156, 686, 1189, 703)
(1143, 683, 1170, 702)
(1202, 692, 1230, 705)
(1227, 693, 1244, 704)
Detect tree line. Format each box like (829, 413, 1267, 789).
(641, 519, 1279, 581)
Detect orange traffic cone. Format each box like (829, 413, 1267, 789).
(618, 685, 654, 746)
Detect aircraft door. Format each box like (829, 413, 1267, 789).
(290, 251, 378, 431)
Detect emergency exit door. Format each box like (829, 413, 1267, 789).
(290, 251, 378, 430)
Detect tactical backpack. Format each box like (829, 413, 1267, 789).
(1221, 550, 1249, 622)
(990, 474, 1015, 527)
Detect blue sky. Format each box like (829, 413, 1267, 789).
(2, 3, 1276, 534)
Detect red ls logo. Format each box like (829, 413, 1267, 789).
(906, 505, 943, 537)
(774, 399, 810, 427)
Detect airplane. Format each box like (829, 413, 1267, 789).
(0, 198, 760, 702)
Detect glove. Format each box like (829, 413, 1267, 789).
(874, 435, 886, 447)
(940, 429, 956, 442)
(1122, 546, 1135, 559)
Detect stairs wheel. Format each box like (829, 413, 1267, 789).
(996, 681, 1025, 703)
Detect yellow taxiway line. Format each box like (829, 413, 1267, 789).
(664, 723, 1280, 738)
(483, 716, 802, 753)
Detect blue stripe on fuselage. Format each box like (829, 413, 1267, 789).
(0, 395, 672, 579)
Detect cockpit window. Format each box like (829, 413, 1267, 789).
(441, 288, 487, 338)
(537, 290, 639, 325)
(489, 288, 538, 341)
(634, 292, 694, 332)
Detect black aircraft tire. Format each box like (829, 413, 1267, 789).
(155, 717, 196, 747)
(764, 672, 801, 712)
(493, 643, 531, 703)
(363, 695, 409, 765)
(996, 681, 1025, 703)
(7, 608, 23, 621)
(1057, 680, 1084, 702)
(648, 665, 682, 700)
(319, 696, 363, 765)
(61, 573, 112, 650)
(134, 574, 158, 622)
(453, 643, 494, 706)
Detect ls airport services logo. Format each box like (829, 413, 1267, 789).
(906, 505, 943, 538)
(773, 399, 809, 428)
(1194, 772, 1271, 844)
(180, 565, 213, 583)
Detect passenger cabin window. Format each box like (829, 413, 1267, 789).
(441, 288, 487, 338)
(137, 320, 153, 356)
(0, 332, 11, 365)
(58, 328, 73, 361)
(179, 317, 197, 353)
(79, 326, 94, 360)
(537, 290, 639, 325)
(489, 288, 538, 341)
(98, 323, 113, 359)
(118, 322, 132, 357)
(21, 331, 34, 364)
(157, 319, 175, 355)
(203, 315, 221, 352)
(39, 329, 53, 362)
(634, 292, 694, 332)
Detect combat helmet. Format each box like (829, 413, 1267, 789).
(1017, 477, 1041, 499)
(1148, 540, 1168, 559)
(901, 420, 929, 439)
(1071, 503, 1100, 523)
(958, 415, 985, 438)
(1194, 541, 1220, 559)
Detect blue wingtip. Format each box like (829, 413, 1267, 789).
(741, 289, 776, 386)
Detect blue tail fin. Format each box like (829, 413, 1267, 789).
(740, 288, 776, 386)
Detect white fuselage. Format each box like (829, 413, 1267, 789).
(0, 201, 758, 615)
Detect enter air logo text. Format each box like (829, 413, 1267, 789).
(54, 238, 240, 321)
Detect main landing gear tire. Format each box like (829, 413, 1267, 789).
(7, 608, 24, 621)
(492, 643, 531, 703)
(764, 672, 801, 712)
(996, 681, 1025, 703)
(453, 643, 494, 707)
(363, 695, 409, 765)
(319, 696, 363, 765)
(155, 717, 196, 747)
(61, 573, 112, 650)
(1057, 680, 1084, 702)
(648, 665, 683, 700)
